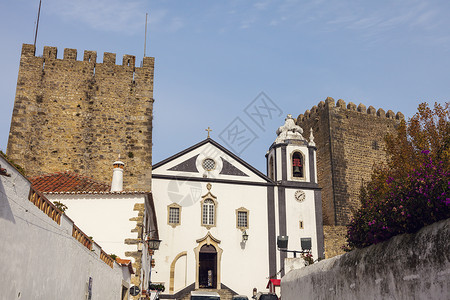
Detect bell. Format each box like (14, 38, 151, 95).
(293, 166, 302, 175)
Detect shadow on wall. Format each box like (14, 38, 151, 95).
(0, 179, 15, 223)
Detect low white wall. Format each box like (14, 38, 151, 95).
(282, 218, 450, 300)
(0, 157, 130, 300)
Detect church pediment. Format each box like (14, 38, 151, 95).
(168, 155, 199, 173)
(153, 138, 271, 183)
(219, 158, 248, 177)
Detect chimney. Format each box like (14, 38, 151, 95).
(111, 156, 125, 192)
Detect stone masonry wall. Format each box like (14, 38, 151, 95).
(7, 44, 154, 190)
(323, 225, 347, 259)
(297, 97, 403, 257)
(296, 97, 403, 226)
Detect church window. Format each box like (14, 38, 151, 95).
(292, 151, 304, 178)
(202, 199, 215, 226)
(236, 207, 249, 230)
(167, 203, 181, 227)
(202, 158, 216, 171)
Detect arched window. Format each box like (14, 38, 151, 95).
(201, 183, 217, 229)
(202, 199, 215, 226)
(292, 151, 304, 178)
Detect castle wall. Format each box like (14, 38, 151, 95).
(297, 98, 403, 257)
(7, 44, 154, 190)
(297, 98, 403, 226)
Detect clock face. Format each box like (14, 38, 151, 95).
(295, 190, 305, 202)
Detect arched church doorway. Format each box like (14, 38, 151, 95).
(198, 244, 217, 288)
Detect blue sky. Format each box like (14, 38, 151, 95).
(1, 0, 449, 172)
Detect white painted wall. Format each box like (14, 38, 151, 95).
(0, 156, 131, 300)
(282, 218, 450, 300)
(152, 178, 270, 298)
(283, 188, 319, 260)
(45, 193, 145, 261)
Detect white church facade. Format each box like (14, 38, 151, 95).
(151, 115, 324, 298)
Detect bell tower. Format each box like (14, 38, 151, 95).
(266, 114, 323, 277)
(266, 114, 317, 184)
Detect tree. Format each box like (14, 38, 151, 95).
(360, 102, 449, 206)
(346, 102, 449, 249)
(385, 102, 449, 175)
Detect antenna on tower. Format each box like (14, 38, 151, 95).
(144, 12, 148, 57)
(34, 0, 42, 48)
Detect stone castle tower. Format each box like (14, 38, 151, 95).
(7, 44, 154, 190)
(296, 97, 404, 257)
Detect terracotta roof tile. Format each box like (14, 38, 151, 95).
(115, 258, 131, 264)
(115, 257, 134, 274)
(29, 171, 111, 193)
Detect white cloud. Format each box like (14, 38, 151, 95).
(44, 0, 182, 34)
(254, 0, 271, 10)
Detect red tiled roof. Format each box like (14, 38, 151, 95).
(116, 258, 131, 264)
(29, 171, 111, 193)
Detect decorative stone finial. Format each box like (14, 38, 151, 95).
(207, 183, 212, 191)
(275, 114, 305, 144)
(309, 128, 316, 147)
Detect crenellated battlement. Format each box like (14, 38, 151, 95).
(20, 44, 154, 68)
(8, 43, 155, 191)
(297, 97, 404, 123)
(295, 96, 405, 236)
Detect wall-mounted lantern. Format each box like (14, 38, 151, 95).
(146, 237, 161, 251)
(242, 230, 249, 242)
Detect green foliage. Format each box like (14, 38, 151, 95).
(149, 283, 165, 292)
(0, 150, 26, 176)
(110, 254, 117, 260)
(347, 155, 449, 249)
(302, 252, 314, 265)
(53, 201, 68, 212)
(347, 102, 450, 250)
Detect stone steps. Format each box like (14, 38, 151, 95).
(180, 288, 234, 300)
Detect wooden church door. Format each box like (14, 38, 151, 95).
(198, 244, 217, 288)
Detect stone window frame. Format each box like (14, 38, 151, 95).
(290, 150, 306, 181)
(201, 198, 217, 229)
(235, 207, 249, 230)
(200, 183, 218, 230)
(167, 203, 182, 228)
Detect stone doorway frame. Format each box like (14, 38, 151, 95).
(194, 232, 223, 289)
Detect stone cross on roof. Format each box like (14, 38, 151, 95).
(205, 127, 212, 138)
